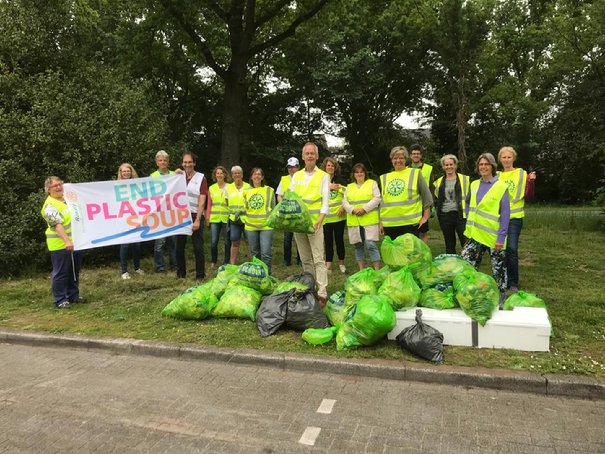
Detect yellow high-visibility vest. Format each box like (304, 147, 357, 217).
(346, 179, 379, 226)
(419, 163, 433, 187)
(150, 170, 175, 177)
(379, 168, 423, 227)
(40, 196, 72, 251)
(498, 168, 527, 219)
(208, 183, 229, 223)
(227, 182, 251, 222)
(291, 168, 327, 225)
(325, 182, 345, 224)
(434, 173, 470, 218)
(243, 186, 275, 231)
(464, 179, 508, 248)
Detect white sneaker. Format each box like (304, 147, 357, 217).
(121, 272, 131, 280)
(339, 264, 347, 274)
(135, 269, 145, 275)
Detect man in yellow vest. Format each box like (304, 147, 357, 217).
(275, 156, 301, 266)
(41, 176, 85, 308)
(150, 150, 177, 272)
(410, 144, 434, 243)
(380, 146, 433, 240)
(290, 142, 330, 305)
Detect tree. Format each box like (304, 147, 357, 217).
(155, 0, 329, 168)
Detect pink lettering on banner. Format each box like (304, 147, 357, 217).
(102, 203, 117, 219)
(86, 203, 101, 220)
(174, 192, 187, 209)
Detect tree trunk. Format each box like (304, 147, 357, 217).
(221, 57, 248, 168)
(455, 75, 468, 173)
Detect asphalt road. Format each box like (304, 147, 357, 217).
(1, 343, 603, 453)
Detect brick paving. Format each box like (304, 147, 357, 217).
(1, 342, 603, 453)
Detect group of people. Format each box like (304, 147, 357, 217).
(41, 143, 535, 309)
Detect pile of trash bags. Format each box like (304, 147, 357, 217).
(162, 233, 545, 356)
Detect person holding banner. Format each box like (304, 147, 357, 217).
(41, 176, 85, 309)
(243, 168, 275, 274)
(206, 165, 231, 268)
(175, 152, 208, 281)
(151, 150, 177, 273)
(116, 163, 144, 279)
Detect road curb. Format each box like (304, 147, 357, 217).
(1, 328, 603, 400)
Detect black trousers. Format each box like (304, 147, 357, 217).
(438, 211, 467, 254)
(382, 224, 420, 240)
(323, 219, 346, 261)
(176, 214, 205, 279)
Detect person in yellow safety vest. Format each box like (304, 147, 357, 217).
(275, 157, 301, 266)
(342, 163, 382, 271)
(410, 144, 435, 244)
(461, 152, 510, 308)
(320, 157, 347, 274)
(497, 146, 536, 293)
(434, 154, 470, 254)
(379, 145, 433, 240)
(243, 168, 276, 274)
(227, 165, 251, 265)
(117, 163, 144, 280)
(206, 165, 231, 268)
(290, 142, 330, 306)
(40, 176, 85, 309)
(150, 149, 177, 273)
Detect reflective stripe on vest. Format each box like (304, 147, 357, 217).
(291, 168, 327, 225)
(325, 183, 345, 223)
(209, 183, 229, 223)
(498, 168, 527, 219)
(420, 163, 432, 187)
(244, 186, 274, 231)
(463, 179, 508, 248)
(186, 172, 204, 214)
(379, 168, 423, 226)
(40, 196, 72, 251)
(346, 179, 379, 226)
(227, 182, 251, 222)
(434, 173, 471, 219)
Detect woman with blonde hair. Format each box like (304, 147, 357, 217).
(117, 163, 144, 279)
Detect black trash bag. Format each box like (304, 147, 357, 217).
(395, 309, 444, 363)
(285, 290, 330, 331)
(285, 272, 316, 290)
(256, 291, 291, 337)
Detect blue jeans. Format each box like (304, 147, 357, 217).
(353, 227, 381, 262)
(506, 218, 523, 288)
(210, 221, 231, 265)
(229, 220, 246, 242)
(246, 229, 274, 274)
(50, 249, 83, 306)
(154, 236, 176, 271)
(120, 243, 140, 273)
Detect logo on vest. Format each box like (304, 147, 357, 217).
(505, 179, 516, 196)
(329, 189, 339, 200)
(249, 193, 264, 209)
(386, 178, 405, 196)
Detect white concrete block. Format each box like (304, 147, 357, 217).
(388, 307, 474, 346)
(478, 307, 551, 352)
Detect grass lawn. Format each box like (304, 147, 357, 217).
(1, 206, 603, 376)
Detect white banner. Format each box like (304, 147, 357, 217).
(64, 174, 192, 251)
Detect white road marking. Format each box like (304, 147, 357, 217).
(298, 426, 321, 446)
(316, 398, 336, 414)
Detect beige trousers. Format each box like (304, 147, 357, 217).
(294, 229, 328, 298)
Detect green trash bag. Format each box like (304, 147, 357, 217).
(344, 268, 381, 314)
(264, 190, 314, 234)
(380, 234, 432, 272)
(210, 264, 240, 298)
(212, 285, 262, 321)
(273, 280, 309, 294)
(503, 291, 546, 311)
(302, 326, 338, 345)
(236, 257, 275, 294)
(324, 290, 348, 328)
(336, 294, 396, 351)
(417, 254, 475, 289)
(453, 271, 499, 326)
(162, 284, 218, 320)
(378, 266, 421, 310)
(418, 286, 457, 310)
